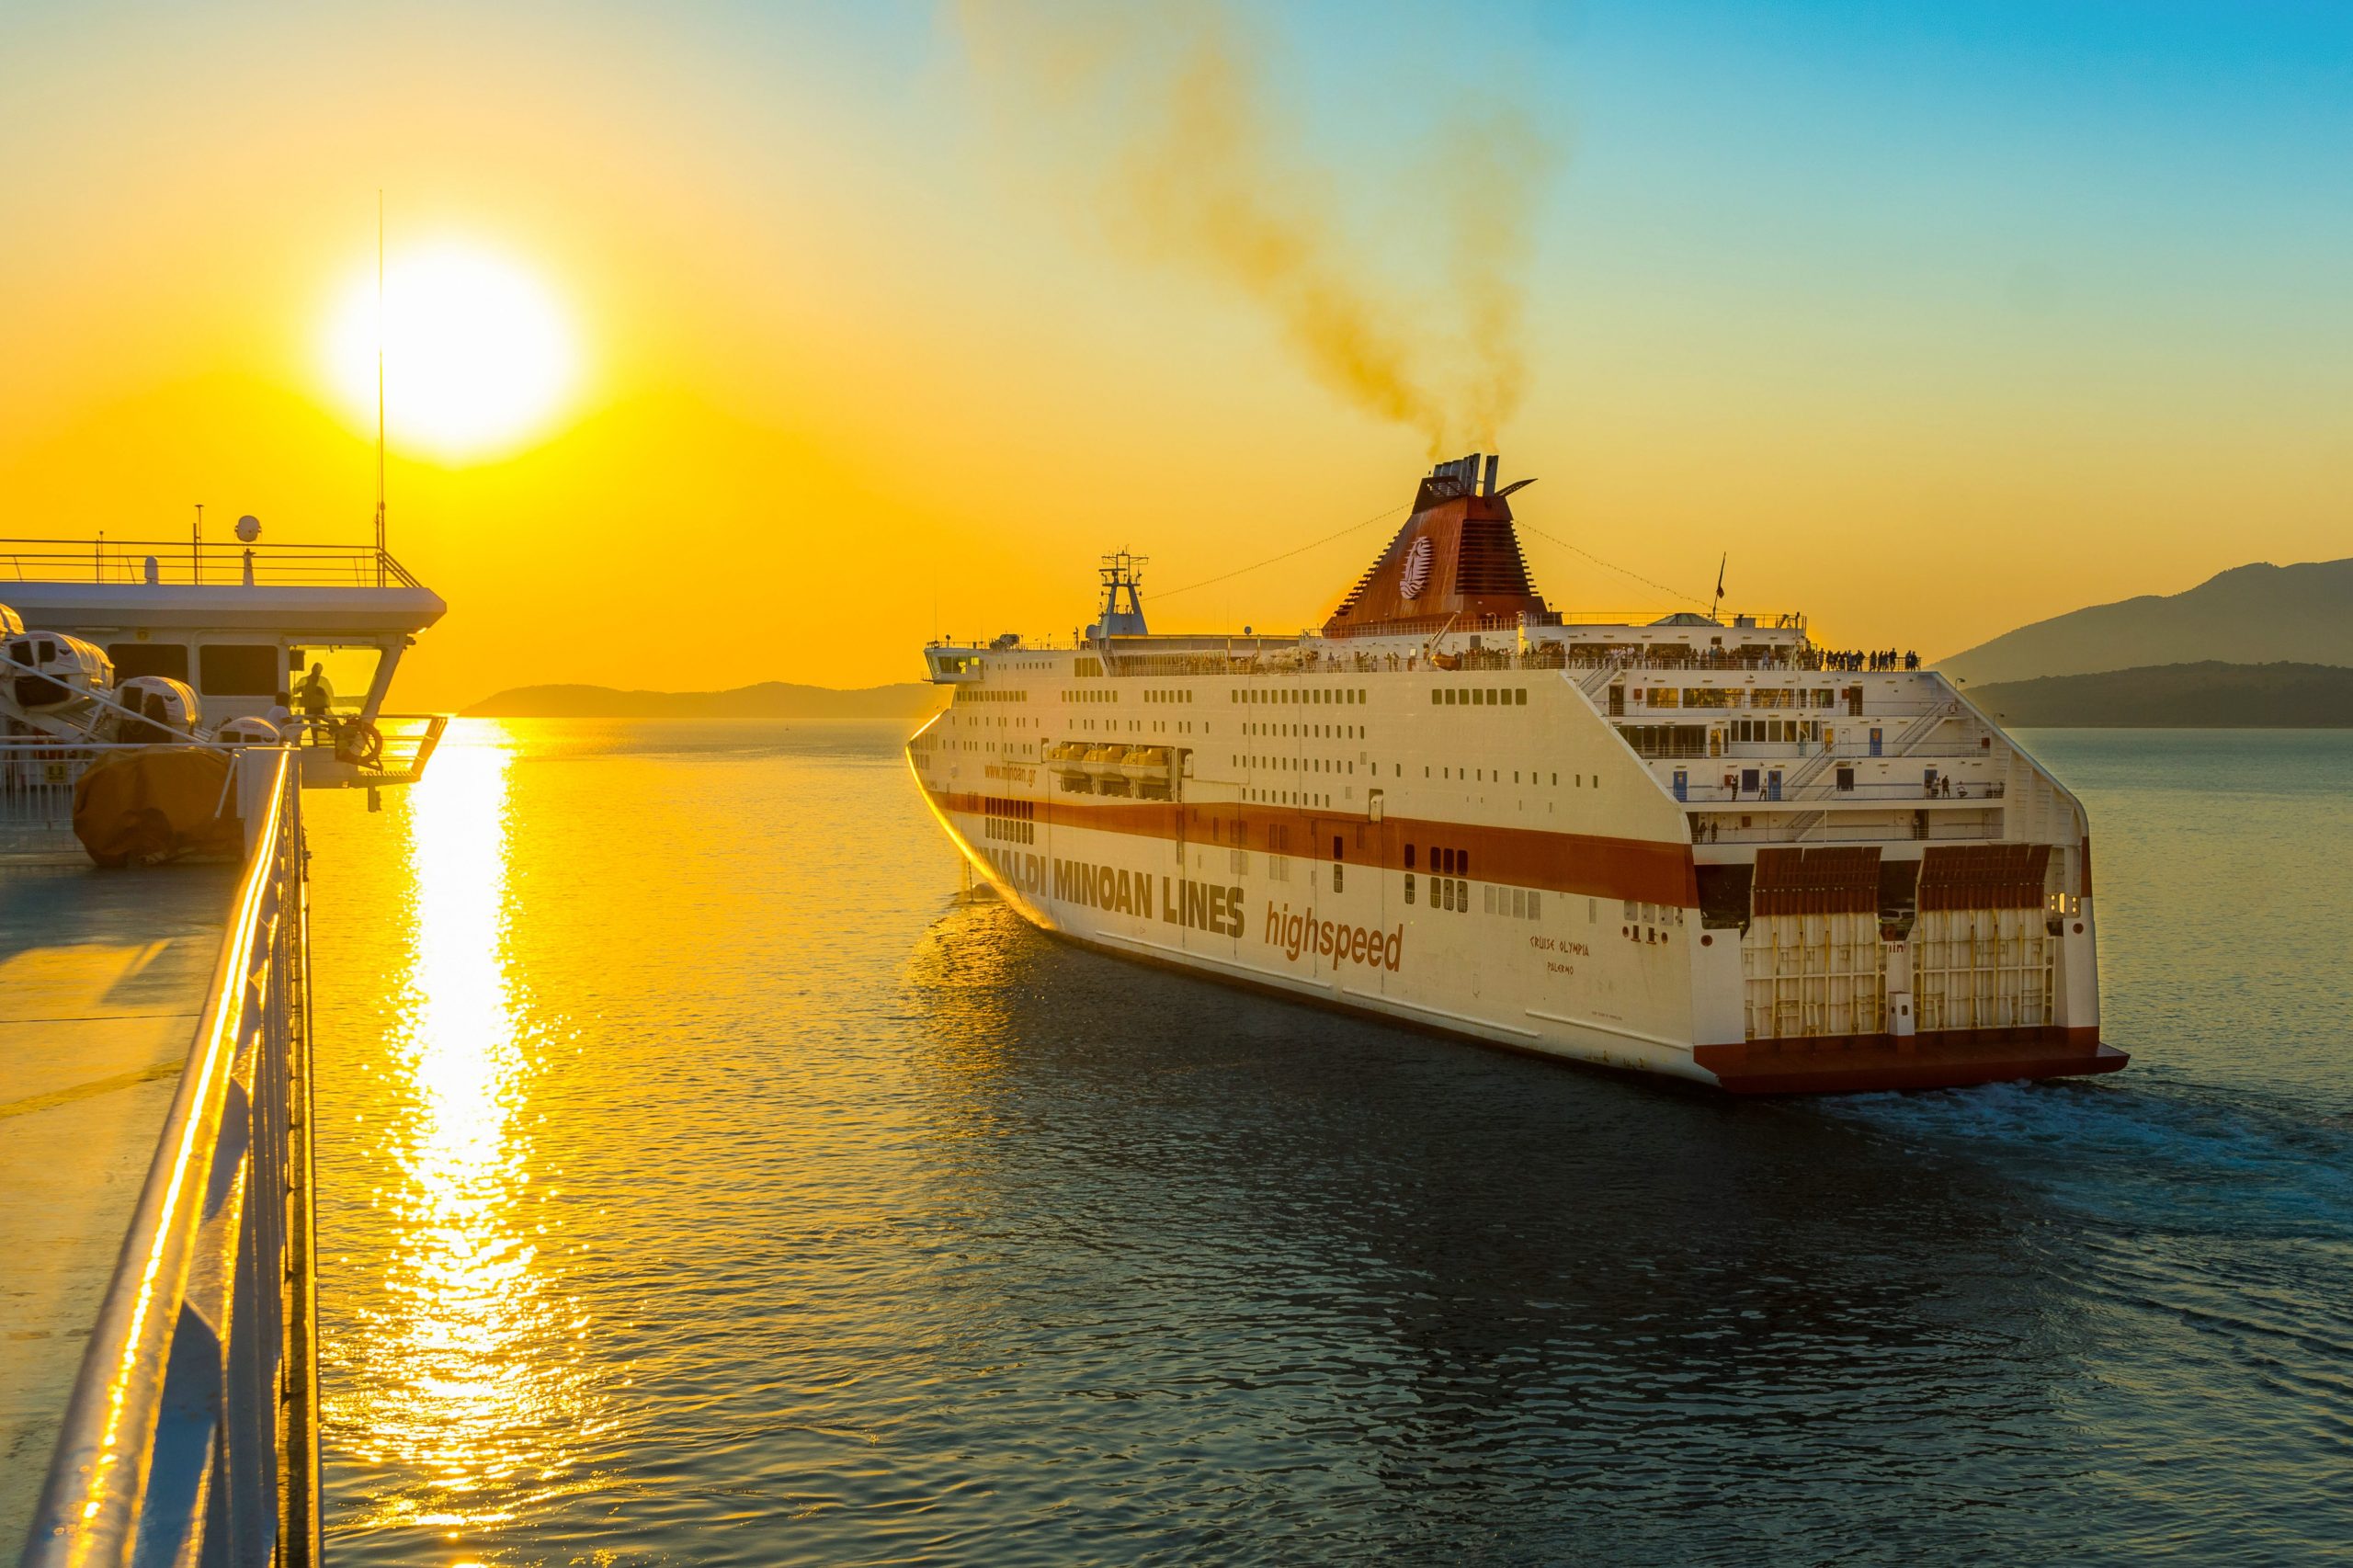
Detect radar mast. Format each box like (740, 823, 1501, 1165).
(1091, 551, 1150, 639)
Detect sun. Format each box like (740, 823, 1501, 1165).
(325, 240, 579, 460)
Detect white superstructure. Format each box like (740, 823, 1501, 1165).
(908, 456, 2121, 1095)
(1, 533, 447, 789)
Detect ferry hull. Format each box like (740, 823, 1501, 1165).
(916, 776, 2122, 1096)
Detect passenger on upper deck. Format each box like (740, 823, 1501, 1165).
(294, 663, 335, 739)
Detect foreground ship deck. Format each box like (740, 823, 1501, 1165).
(0, 856, 235, 1542)
(909, 453, 2126, 1096)
(3, 753, 319, 1566)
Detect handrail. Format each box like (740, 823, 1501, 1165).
(1673, 778, 2006, 804)
(1888, 698, 1962, 756)
(21, 747, 316, 1568)
(0, 540, 421, 590)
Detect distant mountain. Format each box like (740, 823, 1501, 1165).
(1939, 559, 2353, 687)
(1965, 662, 2353, 727)
(464, 681, 943, 719)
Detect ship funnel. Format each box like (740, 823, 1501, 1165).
(1319, 452, 1552, 639)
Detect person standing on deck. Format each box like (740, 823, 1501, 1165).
(294, 662, 335, 741)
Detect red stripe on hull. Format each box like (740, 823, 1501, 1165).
(926, 784, 1697, 907)
(1695, 1036, 2129, 1096)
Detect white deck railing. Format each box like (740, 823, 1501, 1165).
(0, 743, 283, 851)
(19, 747, 318, 1567)
(0, 538, 422, 589)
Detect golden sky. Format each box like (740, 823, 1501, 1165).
(3, 2, 2346, 708)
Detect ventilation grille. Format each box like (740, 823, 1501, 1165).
(1452, 517, 1535, 597)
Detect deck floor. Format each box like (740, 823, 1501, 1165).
(0, 853, 235, 1548)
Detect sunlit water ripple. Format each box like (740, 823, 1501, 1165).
(308, 722, 2353, 1564)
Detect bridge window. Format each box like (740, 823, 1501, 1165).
(108, 642, 188, 681)
(199, 643, 282, 697)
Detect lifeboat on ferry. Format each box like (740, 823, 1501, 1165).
(6, 629, 114, 718)
(1046, 740, 1092, 781)
(72, 744, 242, 868)
(110, 676, 200, 744)
(1119, 746, 1175, 797)
(214, 715, 285, 745)
(1081, 744, 1131, 794)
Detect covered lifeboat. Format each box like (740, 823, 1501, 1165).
(1046, 740, 1092, 786)
(110, 676, 201, 744)
(6, 626, 114, 720)
(1080, 744, 1129, 793)
(1119, 745, 1176, 798)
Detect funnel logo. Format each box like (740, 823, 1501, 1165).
(1400, 536, 1433, 600)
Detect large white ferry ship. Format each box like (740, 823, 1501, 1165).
(910, 455, 2124, 1095)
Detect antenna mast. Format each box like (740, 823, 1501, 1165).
(374, 188, 387, 587)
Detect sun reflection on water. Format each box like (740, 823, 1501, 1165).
(336, 726, 605, 1540)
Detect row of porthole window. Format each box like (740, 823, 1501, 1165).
(1423, 766, 1590, 788)
(1236, 687, 1366, 705)
(1239, 756, 1354, 775)
(1435, 687, 1527, 707)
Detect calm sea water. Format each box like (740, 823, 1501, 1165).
(308, 722, 2353, 1566)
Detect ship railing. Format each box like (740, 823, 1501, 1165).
(280, 711, 447, 786)
(1714, 737, 1984, 756)
(1669, 778, 2007, 805)
(1551, 651, 1851, 685)
(0, 538, 422, 590)
(0, 722, 443, 837)
(22, 746, 318, 1568)
(1616, 700, 1964, 724)
(1549, 608, 1805, 629)
(1330, 608, 1805, 639)
(0, 739, 287, 850)
(1688, 812, 2004, 846)
(0, 741, 130, 846)
(1096, 645, 1842, 680)
(358, 712, 445, 783)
